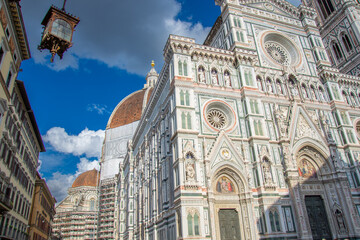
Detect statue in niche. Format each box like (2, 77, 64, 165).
(276, 81, 283, 94)
(319, 111, 330, 133)
(262, 159, 273, 184)
(274, 107, 288, 137)
(198, 66, 206, 83)
(335, 209, 347, 232)
(289, 80, 298, 96)
(224, 71, 231, 87)
(211, 69, 218, 85)
(266, 79, 274, 93)
(216, 176, 234, 193)
(185, 162, 195, 181)
(298, 159, 317, 178)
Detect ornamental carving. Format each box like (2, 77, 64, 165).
(274, 106, 289, 137)
(295, 115, 320, 141)
(207, 109, 227, 129)
(264, 41, 290, 66)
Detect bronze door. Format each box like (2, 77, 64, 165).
(305, 196, 332, 240)
(219, 209, 241, 240)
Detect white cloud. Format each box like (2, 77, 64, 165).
(76, 157, 100, 174)
(20, 0, 210, 75)
(87, 104, 110, 115)
(43, 127, 104, 158)
(46, 172, 76, 203)
(46, 157, 100, 202)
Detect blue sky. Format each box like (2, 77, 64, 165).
(18, 0, 301, 201)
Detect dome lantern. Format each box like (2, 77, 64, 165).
(38, 0, 80, 62)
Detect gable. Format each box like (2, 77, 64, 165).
(244, 1, 300, 18)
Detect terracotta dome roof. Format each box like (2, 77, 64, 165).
(108, 87, 153, 129)
(72, 169, 99, 188)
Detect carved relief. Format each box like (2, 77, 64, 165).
(274, 106, 289, 137)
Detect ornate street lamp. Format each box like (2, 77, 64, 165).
(38, 0, 80, 62)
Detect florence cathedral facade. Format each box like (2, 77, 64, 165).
(56, 0, 360, 239)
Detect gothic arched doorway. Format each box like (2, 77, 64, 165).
(210, 167, 254, 240)
(291, 146, 352, 240)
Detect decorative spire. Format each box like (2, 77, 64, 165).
(144, 60, 158, 88)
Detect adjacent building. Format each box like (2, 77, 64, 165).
(108, 0, 360, 239)
(53, 169, 99, 240)
(29, 172, 56, 240)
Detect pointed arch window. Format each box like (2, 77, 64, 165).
(187, 212, 200, 236)
(187, 113, 192, 129)
(342, 33, 353, 53)
(269, 210, 281, 232)
(257, 76, 263, 91)
(301, 84, 309, 98)
(180, 90, 185, 105)
(178, 61, 183, 75)
(317, 0, 335, 19)
(185, 91, 190, 106)
(332, 42, 343, 62)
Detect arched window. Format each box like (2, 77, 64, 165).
(51, 19, 72, 41)
(180, 90, 185, 105)
(187, 212, 200, 236)
(185, 91, 190, 106)
(342, 91, 351, 105)
(181, 112, 186, 129)
(257, 76, 263, 91)
(194, 213, 199, 235)
(318, 87, 325, 101)
(310, 85, 317, 100)
(90, 199, 95, 211)
(317, 0, 335, 19)
(178, 61, 183, 75)
(183, 61, 188, 76)
(301, 84, 309, 98)
(350, 92, 358, 106)
(187, 213, 193, 235)
(187, 113, 192, 129)
(332, 42, 343, 61)
(269, 210, 281, 232)
(342, 33, 353, 53)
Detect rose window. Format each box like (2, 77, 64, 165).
(264, 41, 290, 66)
(207, 109, 227, 129)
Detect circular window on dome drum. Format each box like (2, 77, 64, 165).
(203, 100, 236, 131)
(261, 31, 301, 67)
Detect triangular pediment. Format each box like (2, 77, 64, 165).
(207, 131, 245, 171)
(244, 0, 300, 18)
(288, 106, 327, 147)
